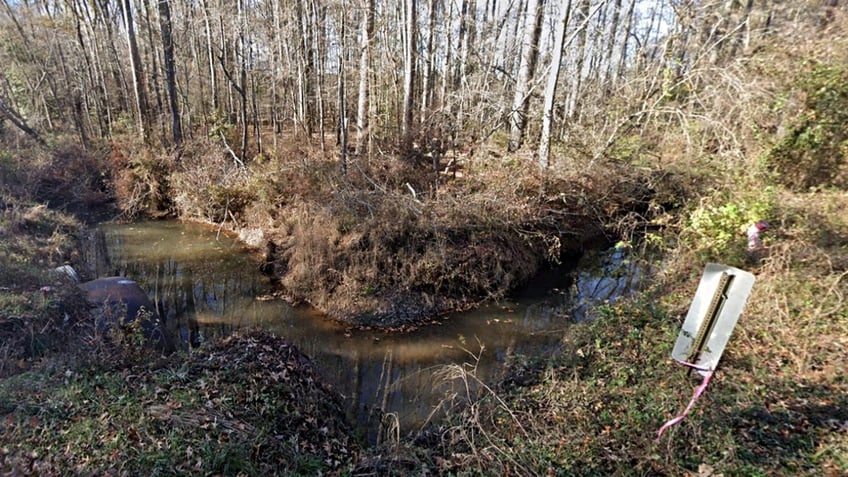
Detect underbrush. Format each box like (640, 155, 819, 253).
(0, 193, 91, 378)
(0, 331, 360, 475)
(167, 143, 663, 326)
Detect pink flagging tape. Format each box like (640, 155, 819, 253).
(656, 369, 714, 441)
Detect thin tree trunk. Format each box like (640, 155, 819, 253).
(201, 0, 218, 113)
(142, 0, 166, 143)
(587, 0, 607, 81)
(158, 0, 182, 147)
(238, 0, 248, 160)
(439, 0, 454, 110)
(338, 3, 348, 175)
(456, 0, 476, 125)
(0, 95, 45, 145)
(296, 0, 315, 137)
(538, 0, 571, 169)
(603, 0, 622, 83)
(312, 0, 325, 151)
(121, 0, 150, 141)
(728, 0, 755, 58)
(507, 0, 544, 152)
(401, 0, 417, 151)
(97, 0, 130, 117)
(271, 0, 283, 142)
(617, 0, 636, 77)
(566, 0, 590, 120)
(356, 0, 375, 154)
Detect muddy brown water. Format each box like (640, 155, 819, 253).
(88, 220, 642, 442)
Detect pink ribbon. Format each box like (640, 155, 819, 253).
(656, 367, 714, 441)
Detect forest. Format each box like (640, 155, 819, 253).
(1, 0, 718, 164)
(1, 0, 847, 475)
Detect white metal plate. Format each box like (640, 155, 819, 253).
(671, 263, 755, 376)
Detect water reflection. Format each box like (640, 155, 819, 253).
(570, 245, 644, 321)
(93, 221, 641, 440)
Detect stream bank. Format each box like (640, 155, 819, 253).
(149, 147, 668, 328)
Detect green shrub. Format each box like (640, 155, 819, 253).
(683, 185, 775, 262)
(767, 64, 848, 190)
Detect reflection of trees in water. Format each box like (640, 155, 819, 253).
(95, 222, 610, 442)
(84, 228, 111, 280)
(98, 224, 271, 348)
(571, 247, 644, 321)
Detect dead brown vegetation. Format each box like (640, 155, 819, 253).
(159, 138, 664, 326)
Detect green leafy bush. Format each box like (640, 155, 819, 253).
(683, 186, 775, 262)
(768, 64, 848, 190)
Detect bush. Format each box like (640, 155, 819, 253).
(767, 64, 848, 190)
(111, 143, 174, 218)
(169, 142, 255, 223)
(682, 183, 775, 263)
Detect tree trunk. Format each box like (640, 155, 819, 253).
(339, 3, 348, 174)
(538, 0, 572, 169)
(616, 0, 636, 77)
(0, 95, 45, 145)
(296, 0, 315, 136)
(401, 0, 417, 151)
(455, 0, 476, 126)
(141, 0, 166, 144)
(507, 0, 544, 152)
(603, 0, 622, 84)
(566, 0, 590, 120)
(238, 0, 248, 160)
(158, 0, 182, 147)
(420, 0, 439, 114)
(201, 0, 218, 113)
(439, 0, 454, 110)
(356, 0, 375, 155)
(312, 0, 326, 151)
(121, 0, 150, 141)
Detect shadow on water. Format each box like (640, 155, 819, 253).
(88, 220, 644, 442)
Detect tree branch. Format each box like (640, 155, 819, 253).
(0, 95, 45, 145)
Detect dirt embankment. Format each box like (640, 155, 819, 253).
(2, 137, 671, 329)
(156, 144, 672, 328)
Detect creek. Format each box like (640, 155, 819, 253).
(87, 220, 642, 441)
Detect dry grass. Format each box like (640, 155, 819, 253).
(165, 142, 663, 327)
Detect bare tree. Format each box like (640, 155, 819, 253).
(508, 0, 544, 152)
(538, 1, 572, 169)
(121, 0, 151, 141)
(356, 0, 375, 155)
(158, 0, 182, 147)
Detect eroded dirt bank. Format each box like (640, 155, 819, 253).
(156, 147, 673, 328)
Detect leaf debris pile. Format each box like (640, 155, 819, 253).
(0, 331, 360, 476)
